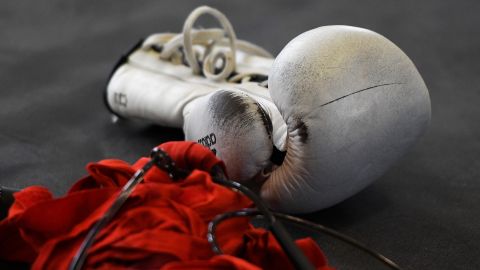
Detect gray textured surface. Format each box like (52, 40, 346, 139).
(0, 1, 479, 269)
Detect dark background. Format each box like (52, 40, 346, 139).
(1, 1, 479, 269)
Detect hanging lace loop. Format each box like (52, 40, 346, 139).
(158, 28, 225, 60)
(182, 6, 237, 81)
(142, 6, 273, 83)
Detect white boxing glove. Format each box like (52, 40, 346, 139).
(262, 26, 431, 212)
(186, 25, 431, 213)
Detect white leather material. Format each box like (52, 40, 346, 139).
(106, 34, 274, 128)
(183, 89, 273, 182)
(234, 83, 288, 152)
(107, 51, 217, 127)
(262, 25, 431, 213)
(183, 85, 287, 182)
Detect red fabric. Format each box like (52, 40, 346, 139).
(0, 141, 333, 270)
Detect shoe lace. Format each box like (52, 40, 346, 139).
(144, 6, 272, 83)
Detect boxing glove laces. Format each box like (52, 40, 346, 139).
(105, 6, 431, 213)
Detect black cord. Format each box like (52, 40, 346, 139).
(69, 162, 154, 270)
(208, 209, 402, 270)
(69, 147, 172, 270)
(207, 208, 258, 254)
(210, 165, 315, 270)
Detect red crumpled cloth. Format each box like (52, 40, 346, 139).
(0, 141, 334, 270)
